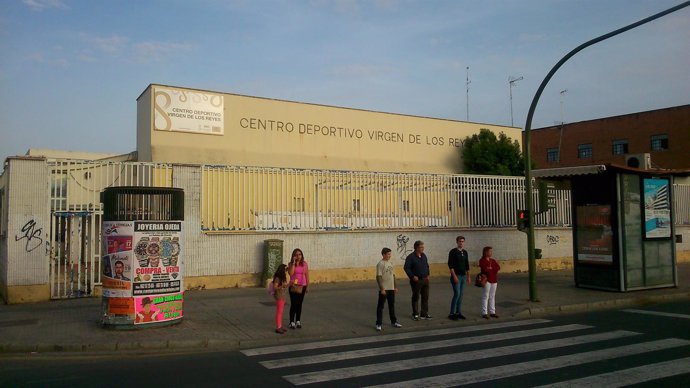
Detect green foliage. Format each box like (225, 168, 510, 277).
(461, 128, 526, 176)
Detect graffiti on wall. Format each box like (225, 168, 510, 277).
(15, 219, 44, 252)
(546, 234, 569, 246)
(396, 234, 412, 260)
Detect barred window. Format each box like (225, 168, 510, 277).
(578, 144, 592, 159)
(651, 134, 668, 151)
(612, 139, 628, 155)
(547, 148, 559, 162)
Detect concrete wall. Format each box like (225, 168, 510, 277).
(1, 158, 50, 303)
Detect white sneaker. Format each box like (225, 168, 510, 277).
(296, 321, 302, 329)
(289, 321, 296, 329)
(376, 324, 382, 331)
(393, 322, 403, 328)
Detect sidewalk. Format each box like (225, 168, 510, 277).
(1, 263, 688, 355)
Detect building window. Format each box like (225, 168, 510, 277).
(578, 144, 592, 159)
(352, 199, 360, 212)
(651, 134, 668, 151)
(293, 197, 305, 212)
(547, 148, 559, 162)
(402, 200, 410, 212)
(612, 139, 628, 155)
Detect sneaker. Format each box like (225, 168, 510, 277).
(458, 314, 467, 320)
(448, 314, 458, 321)
(376, 324, 382, 331)
(289, 321, 296, 329)
(490, 314, 499, 318)
(482, 314, 489, 320)
(412, 314, 420, 321)
(421, 314, 433, 320)
(393, 322, 403, 328)
(275, 328, 285, 334)
(296, 321, 302, 329)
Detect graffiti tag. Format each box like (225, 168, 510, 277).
(396, 234, 412, 260)
(15, 219, 44, 252)
(546, 235, 560, 245)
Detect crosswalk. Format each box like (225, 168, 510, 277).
(241, 318, 690, 387)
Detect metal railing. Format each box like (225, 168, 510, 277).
(200, 166, 573, 231)
(675, 184, 690, 225)
(48, 160, 172, 299)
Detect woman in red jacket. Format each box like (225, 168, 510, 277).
(479, 246, 500, 319)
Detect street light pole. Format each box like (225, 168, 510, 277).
(522, 0, 690, 303)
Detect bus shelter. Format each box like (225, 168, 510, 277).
(533, 164, 689, 291)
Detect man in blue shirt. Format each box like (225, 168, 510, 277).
(404, 240, 432, 320)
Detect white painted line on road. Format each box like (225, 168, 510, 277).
(283, 330, 640, 385)
(366, 338, 690, 388)
(533, 356, 690, 388)
(241, 318, 551, 356)
(622, 308, 690, 320)
(261, 324, 591, 369)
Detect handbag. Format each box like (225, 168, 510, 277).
(290, 284, 304, 293)
(474, 273, 488, 288)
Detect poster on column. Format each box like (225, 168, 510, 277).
(643, 178, 671, 239)
(102, 221, 134, 299)
(132, 221, 183, 323)
(134, 293, 184, 324)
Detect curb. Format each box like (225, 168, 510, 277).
(514, 291, 690, 318)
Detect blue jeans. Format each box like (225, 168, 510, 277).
(450, 275, 466, 315)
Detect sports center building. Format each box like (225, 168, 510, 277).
(1, 84, 688, 303)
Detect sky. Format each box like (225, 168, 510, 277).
(1, 0, 689, 165)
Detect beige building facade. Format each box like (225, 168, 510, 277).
(137, 84, 521, 173)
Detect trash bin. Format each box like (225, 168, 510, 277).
(100, 186, 184, 329)
(534, 248, 543, 260)
(263, 239, 284, 285)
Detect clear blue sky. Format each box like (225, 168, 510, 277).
(1, 0, 688, 165)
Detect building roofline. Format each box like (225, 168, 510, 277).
(138, 83, 519, 131)
(532, 103, 690, 131)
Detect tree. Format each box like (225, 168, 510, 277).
(461, 128, 526, 175)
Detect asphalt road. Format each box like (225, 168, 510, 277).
(2, 300, 689, 387)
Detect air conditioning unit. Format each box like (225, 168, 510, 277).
(625, 153, 651, 169)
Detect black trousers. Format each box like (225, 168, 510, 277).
(376, 290, 397, 325)
(410, 278, 429, 316)
(289, 288, 306, 322)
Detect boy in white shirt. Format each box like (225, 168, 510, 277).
(375, 247, 403, 331)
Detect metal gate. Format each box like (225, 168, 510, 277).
(48, 160, 172, 299)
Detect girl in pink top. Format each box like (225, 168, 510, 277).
(479, 246, 501, 319)
(272, 264, 289, 334)
(287, 248, 309, 329)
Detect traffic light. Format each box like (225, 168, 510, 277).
(517, 209, 529, 232)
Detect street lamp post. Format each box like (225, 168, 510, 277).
(522, 0, 690, 302)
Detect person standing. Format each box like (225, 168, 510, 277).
(479, 246, 501, 319)
(404, 240, 432, 321)
(375, 247, 403, 331)
(447, 236, 470, 320)
(287, 248, 309, 329)
(271, 264, 289, 334)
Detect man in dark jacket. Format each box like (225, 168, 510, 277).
(404, 240, 431, 320)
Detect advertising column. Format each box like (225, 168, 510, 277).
(132, 221, 183, 325)
(101, 187, 184, 329)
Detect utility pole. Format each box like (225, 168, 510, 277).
(560, 89, 568, 124)
(466, 66, 470, 121)
(509, 76, 524, 126)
